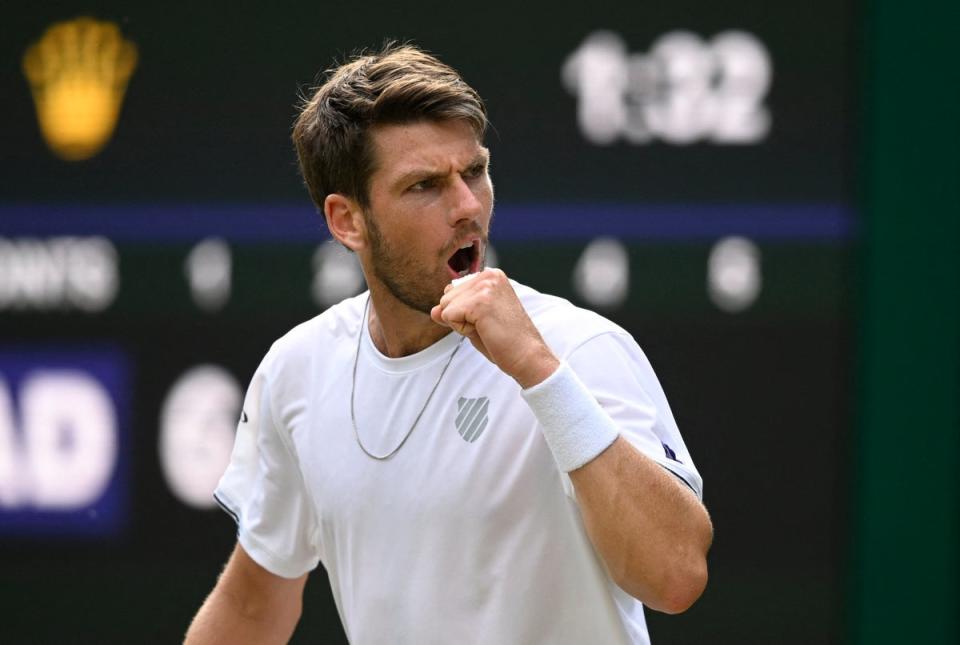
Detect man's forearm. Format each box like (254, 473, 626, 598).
(185, 544, 307, 645)
(569, 436, 713, 614)
(185, 585, 302, 645)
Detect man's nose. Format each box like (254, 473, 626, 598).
(446, 174, 483, 226)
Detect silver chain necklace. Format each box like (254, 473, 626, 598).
(351, 295, 464, 460)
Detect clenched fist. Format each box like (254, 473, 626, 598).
(430, 269, 560, 389)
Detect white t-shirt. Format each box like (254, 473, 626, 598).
(215, 281, 702, 645)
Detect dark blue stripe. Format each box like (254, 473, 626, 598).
(213, 492, 240, 526)
(0, 202, 854, 242)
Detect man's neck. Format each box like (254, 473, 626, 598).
(366, 284, 451, 358)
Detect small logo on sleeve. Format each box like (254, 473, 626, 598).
(662, 442, 682, 463)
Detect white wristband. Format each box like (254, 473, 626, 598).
(521, 361, 620, 472)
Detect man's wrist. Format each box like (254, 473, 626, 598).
(511, 343, 561, 389)
(521, 361, 620, 472)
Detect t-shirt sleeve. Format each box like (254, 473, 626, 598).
(565, 331, 703, 500)
(213, 356, 321, 578)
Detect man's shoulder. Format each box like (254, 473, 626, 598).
(261, 292, 366, 372)
(512, 280, 629, 356)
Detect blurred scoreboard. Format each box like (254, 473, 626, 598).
(0, 2, 852, 643)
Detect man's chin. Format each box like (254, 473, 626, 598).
(389, 285, 445, 317)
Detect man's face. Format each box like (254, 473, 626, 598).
(360, 119, 494, 315)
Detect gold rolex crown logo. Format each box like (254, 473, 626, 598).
(22, 17, 138, 161)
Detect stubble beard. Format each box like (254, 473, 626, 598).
(364, 211, 487, 316)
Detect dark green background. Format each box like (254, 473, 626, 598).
(852, 0, 959, 642)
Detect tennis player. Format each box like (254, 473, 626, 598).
(185, 44, 712, 644)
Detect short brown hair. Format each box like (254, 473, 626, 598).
(292, 43, 487, 211)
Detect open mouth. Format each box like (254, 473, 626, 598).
(447, 239, 480, 278)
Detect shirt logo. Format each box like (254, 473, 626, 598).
(662, 442, 682, 463)
(456, 396, 489, 443)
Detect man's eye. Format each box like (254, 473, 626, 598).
(409, 178, 436, 192)
(464, 164, 485, 179)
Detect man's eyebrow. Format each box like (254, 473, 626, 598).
(472, 149, 491, 168)
(393, 168, 443, 190)
(392, 151, 490, 190)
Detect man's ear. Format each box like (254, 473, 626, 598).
(324, 193, 366, 251)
